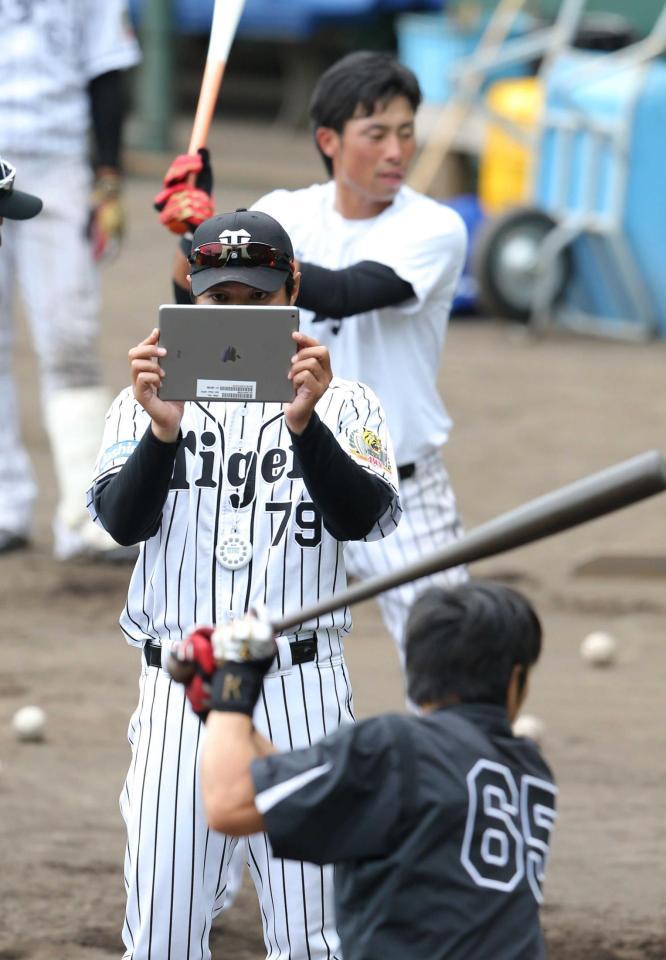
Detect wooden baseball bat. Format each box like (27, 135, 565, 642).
(272, 449, 666, 633)
(167, 451, 665, 683)
(188, 0, 247, 153)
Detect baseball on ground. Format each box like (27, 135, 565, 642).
(12, 705, 47, 742)
(512, 713, 545, 744)
(580, 631, 618, 667)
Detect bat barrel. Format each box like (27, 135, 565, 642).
(272, 450, 666, 634)
(187, 0, 247, 154)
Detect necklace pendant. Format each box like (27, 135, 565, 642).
(216, 533, 253, 570)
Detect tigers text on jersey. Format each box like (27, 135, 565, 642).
(253, 703, 557, 960)
(88, 377, 400, 655)
(0, 0, 140, 156)
(253, 182, 467, 465)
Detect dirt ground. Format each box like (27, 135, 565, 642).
(1, 120, 665, 960)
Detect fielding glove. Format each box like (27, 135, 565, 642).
(88, 170, 124, 262)
(153, 147, 214, 235)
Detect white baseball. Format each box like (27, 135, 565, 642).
(580, 631, 617, 667)
(12, 705, 47, 742)
(512, 713, 545, 744)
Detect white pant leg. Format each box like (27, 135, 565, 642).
(2, 155, 111, 552)
(0, 217, 35, 535)
(218, 842, 246, 912)
(121, 664, 238, 960)
(345, 451, 468, 666)
(246, 652, 353, 960)
(13, 154, 101, 396)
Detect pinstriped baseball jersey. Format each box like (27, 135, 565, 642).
(0, 0, 140, 157)
(88, 377, 400, 653)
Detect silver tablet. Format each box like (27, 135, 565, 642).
(158, 304, 299, 402)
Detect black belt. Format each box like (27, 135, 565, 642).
(144, 644, 163, 668)
(398, 463, 416, 480)
(288, 633, 318, 665)
(143, 633, 318, 669)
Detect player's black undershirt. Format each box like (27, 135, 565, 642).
(287, 412, 393, 539)
(172, 260, 414, 317)
(93, 413, 393, 545)
(94, 426, 180, 544)
(298, 261, 415, 320)
(89, 70, 127, 170)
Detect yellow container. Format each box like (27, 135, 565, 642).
(478, 77, 544, 214)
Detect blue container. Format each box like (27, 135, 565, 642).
(396, 12, 532, 105)
(535, 51, 666, 336)
(439, 194, 486, 314)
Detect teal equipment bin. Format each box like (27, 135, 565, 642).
(535, 51, 666, 337)
(396, 12, 532, 104)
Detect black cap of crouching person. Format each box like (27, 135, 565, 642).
(189, 208, 295, 297)
(0, 157, 43, 220)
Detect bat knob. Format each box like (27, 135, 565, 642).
(167, 654, 196, 685)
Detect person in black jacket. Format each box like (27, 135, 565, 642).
(174, 579, 557, 960)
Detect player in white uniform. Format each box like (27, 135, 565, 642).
(254, 52, 469, 662)
(87, 209, 401, 960)
(162, 52, 467, 663)
(0, 0, 140, 558)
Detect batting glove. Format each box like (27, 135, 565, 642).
(208, 610, 277, 718)
(171, 625, 217, 721)
(88, 170, 124, 262)
(154, 147, 214, 236)
(172, 611, 277, 720)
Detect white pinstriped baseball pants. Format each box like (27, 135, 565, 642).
(344, 450, 468, 666)
(0, 154, 100, 537)
(121, 645, 352, 960)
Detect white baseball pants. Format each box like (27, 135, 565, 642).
(121, 643, 352, 960)
(345, 450, 468, 666)
(0, 154, 102, 541)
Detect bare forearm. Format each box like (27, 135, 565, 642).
(202, 713, 275, 835)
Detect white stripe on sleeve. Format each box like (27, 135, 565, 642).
(255, 762, 333, 815)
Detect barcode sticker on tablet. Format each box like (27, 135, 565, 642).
(197, 379, 257, 401)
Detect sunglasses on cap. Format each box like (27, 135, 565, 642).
(0, 159, 16, 192)
(189, 241, 293, 272)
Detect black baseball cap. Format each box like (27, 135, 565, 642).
(0, 158, 42, 220)
(189, 209, 294, 297)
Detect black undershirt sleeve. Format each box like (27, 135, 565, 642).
(289, 413, 393, 540)
(94, 413, 392, 545)
(93, 427, 180, 546)
(88, 70, 126, 170)
(297, 260, 415, 320)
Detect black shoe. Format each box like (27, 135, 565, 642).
(0, 531, 29, 555)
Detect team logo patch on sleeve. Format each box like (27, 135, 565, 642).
(346, 427, 392, 477)
(100, 439, 139, 471)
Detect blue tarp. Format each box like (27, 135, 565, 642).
(129, 0, 443, 38)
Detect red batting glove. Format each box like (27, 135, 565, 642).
(154, 185, 215, 235)
(154, 148, 214, 235)
(171, 626, 217, 720)
(162, 152, 205, 187)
